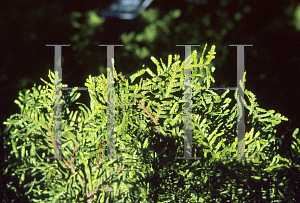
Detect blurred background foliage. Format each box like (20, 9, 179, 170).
(1, 0, 300, 201)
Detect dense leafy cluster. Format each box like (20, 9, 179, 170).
(3, 44, 300, 202)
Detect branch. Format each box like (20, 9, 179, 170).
(87, 165, 124, 201)
(49, 125, 123, 202)
(138, 103, 160, 134)
(87, 140, 124, 201)
(22, 113, 49, 131)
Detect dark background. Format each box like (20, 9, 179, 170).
(1, 0, 300, 200)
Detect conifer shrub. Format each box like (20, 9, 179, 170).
(3, 44, 300, 202)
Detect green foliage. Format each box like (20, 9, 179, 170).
(118, 3, 249, 79)
(294, 4, 300, 31)
(3, 44, 300, 202)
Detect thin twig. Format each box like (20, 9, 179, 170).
(47, 120, 124, 202)
(138, 103, 160, 134)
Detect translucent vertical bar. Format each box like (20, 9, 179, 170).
(99, 45, 123, 160)
(175, 45, 201, 160)
(46, 44, 70, 160)
(229, 44, 253, 160)
(107, 45, 115, 159)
